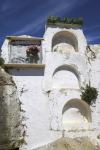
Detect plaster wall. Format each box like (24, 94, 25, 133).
(87, 45, 100, 131)
(43, 52, 89, 92)
(42, 31, 100, 138)
(42, 27, 87, 63)
(8, 68, 62, 150)
(7, 65, 100, 150)
(1, 28, 100, 149)
(1, 39, 9, 63)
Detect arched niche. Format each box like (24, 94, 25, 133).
(62, 99, 92, 131)
(52, 31, 78, 53)
(52, 65, 80, 89)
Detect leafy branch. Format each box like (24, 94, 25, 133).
(81, 84, 98, 105)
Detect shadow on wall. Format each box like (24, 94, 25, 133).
(8, 68, 44, 76)
(62, 99, 92, 130)
(52, 31, 78, 52)
(52, 65, 80, 89)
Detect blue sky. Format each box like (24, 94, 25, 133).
(0, 0, 100, 47)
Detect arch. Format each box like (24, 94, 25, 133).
(62, 99, 92, 130)
(52, 31, 78, 52)
(53, 65, 80, 80)
(52, 65, 80, 89)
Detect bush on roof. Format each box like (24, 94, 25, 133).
(47, 16, 83, 26)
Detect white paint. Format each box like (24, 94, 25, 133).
(53, 43, 75, 54)
(1, 39, 9, 63)
(62, 108, 88, 130)
(1, 25, 100, 149)
(52, 70, 79, 89)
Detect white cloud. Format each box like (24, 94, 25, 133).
(87, 35, 100, 43)
(13, 0, 79, 35)
(1, 1, 11, 12)
(84, 25, 100, 31)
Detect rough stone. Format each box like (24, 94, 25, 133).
(0, 67, 22, 150)
(34, 137, 100, 150)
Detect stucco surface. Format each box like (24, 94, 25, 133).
(1, 26, 100, 150)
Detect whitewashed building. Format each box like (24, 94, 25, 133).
(1, 18, 100, 150)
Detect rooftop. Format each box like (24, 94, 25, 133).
(46, 16, 83, 28)
(6, 35, 44, 41)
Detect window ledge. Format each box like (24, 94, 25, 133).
(4, 63, 45, 69)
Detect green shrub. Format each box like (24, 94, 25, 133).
(81, 84, 98, 105)
(47, 16, 83, 26)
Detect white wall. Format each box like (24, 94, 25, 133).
(8, 68, 62, 150)
(42, 27, 87, 63)
(1, 27, 100, 149)
(1, 39, 9, 63)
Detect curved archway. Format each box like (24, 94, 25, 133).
(53, 65, 80, 79)
(52, 65, 80, 89)
(62, 99, 92, 130)
(52, 31, 78, 53)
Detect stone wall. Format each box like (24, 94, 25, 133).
(0, 67, 23, 150)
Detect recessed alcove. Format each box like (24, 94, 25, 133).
(52, 31, 78, 53)
(52, 65, 80, 89)
(7, 36, 43, 64)
(62, 99, 92, 131)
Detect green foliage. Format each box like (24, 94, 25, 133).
(47, 16, 83, 26)
(0, 57, 5, 68)
(26, 46, 39, 63)
(81, 84, 98, 105)
(97, 134, 100, 139)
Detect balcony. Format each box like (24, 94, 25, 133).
(7, 36, 43, 64)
